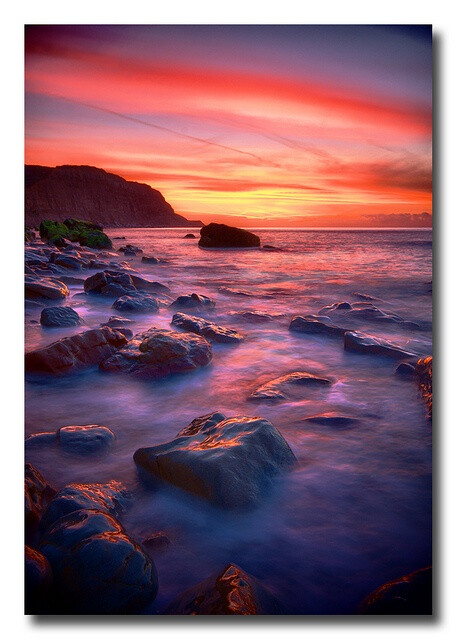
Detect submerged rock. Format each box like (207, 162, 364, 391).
(118, 244, 143, 253)
(320, 301, 420, 329)
(39, 509, 158, 614)
(25, 327, 128, 375)
(169, 293, 215, 310)
(165, 563, 284, 615)
(199, 223, 260, 248)
(249, 371, 331, 402)
(395, 362, 416, 377)
(344, 331, 416, 359)
(40, 306, 82, 327)
(112, 292, 160, 313)
(289, 314, 348, 337)
(171, 312, 243, 344)
(232, 310, 284, 323)
(25, 546, 53, 614)
(183, 233, 196, 239)
(141, 255, 160, 264)
(100, 328, 212, 378)
(303, 414, 359, 428)
(134, 412, 296, 509)
(360, 567, 432, 614)
(25, 464, 56, 541)
(416, 356, 432, 417)
(26, 425, 116, 454)
(142, 532, 171, 550)
(25, 275, 70, 300)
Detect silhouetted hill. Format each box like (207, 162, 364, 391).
(25, 165, 202, 228)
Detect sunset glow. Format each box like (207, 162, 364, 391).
(25, 25, 432, 227)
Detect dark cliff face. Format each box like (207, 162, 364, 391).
(25, 165, 202, 228)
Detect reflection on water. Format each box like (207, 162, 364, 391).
(25, 228, 432, 614)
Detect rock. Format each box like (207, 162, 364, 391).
(124, 249, 136, 256)
(416, 356, 432, 417)
(112, 292, 160, 313)
(344, 331, 416, 359)
(171, 312, 243, 344)
(25, 546, 53, 613)
(219, 287, 253, 297)
(104, 315, 133, 327)
(58, 275, 85, 286)
(40, 306, 82, 327)
(39, 509, 158, 614)
(54, 254, 87, 270)
(165, 564, 284, 614)
(303, 414, 359, 428)
(141, 255, 160, 264)
(249, 371, 331, 402)
(118, 244, 143, 253)
(320, 301, 352, 312)
(100, 328, 212, 378)
(134, 412, 296, 509)
(169, 293, 216, 310)
(39, 480, 130, 533)
(84, 270, 136, 296)
(360, 567, 432, 614)
(289, 314, 348, 337)
(25, 464, 56, 542)
(129, 274, 170, 294)
(25, 327, 128, 375)
(232, 310, 284, 323)
(320, 301, 420, 329)
(25, 229, 37, 242)
(58, 425, 116, 452)
(25, 275, 70, 300)
(262, 244, 281, 251)
(63, 217, 102, 232)
(142, 532, 171, 550)
(113, 236, 126, 240)
(183, 233, 196, 238)
(353, 292, 378, 301)
(199, 223, 260, 249)
(395, 362, 416, 377)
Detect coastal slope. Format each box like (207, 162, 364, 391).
(25, 165, 202, 228)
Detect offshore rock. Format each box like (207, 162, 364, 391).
(249, 371, 331, 402)
(171, 312, 243, 344)
(199, 223, 260, 248)
(344, 331, 416, 359)
(290, 314, 348, 337)
(169, 293, 216, 310)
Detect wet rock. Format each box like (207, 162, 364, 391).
(249, 371, 331, 402)
(54, 254, 87, 270)
(40, 306, 82, 327)
(25, 464, 56, 542)
(360, 567, 432, 614)
(165, 564, 284, 614)
(25, 275, 70, 300)
(320, 301, 352, 312)
(84, 270, 136, 296)
(344, 331, 416, 359)
(395, 362, 416, 377)
(353, 292, 378, 301)
(142, 532, 171, 550)
(57, 275, 85, 286)
(130, 274, 170, 294)
(172, 312, 243, 344)
(118, 244, 143, 253)
(26, 425, 116, 452)
(113, 236, 126, 240)
(303, 414, 359, 428)
(112, 292, 160, 313)
(199, 223, 260, 248)
(416, 356, 432, 417)
(183, 233, 196, 238)
(219, 287, 253, 297)
(289, 314, 348, 337)
(39, 509, 158, 614)
(25, 546, 53, 613)
(100, 328, 212, 378)
(134, 412, 296, 509)
(25, 327, 128, 375)
(169, 293, 216, 310)
(40, 480, 130, 533)
(104, 315, 133, 327)
(26, 432, 59, 448)
(141, 255, 160, 264)
(320, 301, 420, 329)
(262, 244, 281, 251)
(232, 310, 284, 323)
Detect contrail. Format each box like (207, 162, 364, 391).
(47, 93, 280, 168)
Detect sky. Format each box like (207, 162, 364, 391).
(24, 25, 432, 227)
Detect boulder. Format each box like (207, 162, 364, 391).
(39, 509, 158, 614)
(395, 362, 416, 377)
(84, 270, 136, 296)
(25, 464, 56, 542)
(26, 424, 116, 454)
(344, 331, 416, 359)
(25, 275, 70, 300)
(360, 567, 432, 614)
(129, 274, 170, 294)
(134, 412, 296, 509)
(169, 293, 216, 310)
(25, 546, 53, 614)
(141, 255, 160, 264)
(165, 563, 283, 615)
(289, 314, 348, 337)
(112, 292, 160, 313)
(171, 312, 243, 344)
(183, 233, 196, 238)
(118, 244, 143, 253)
(199, 223, 260, 248)
(100, 328, 212, 378)
(54, 254, 87, 270)
(416, 356, 432, 417)
(25, 327, 128, 375)
(249, 371, 331, 402)
(40, 306, 82, 327)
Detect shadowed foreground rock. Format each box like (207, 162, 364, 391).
(25, 275, 70, 300)
(199, 223, 260, 248)
(26, 424, 116, 454)
(344, 331, 416, 359)
(165, 564, 284, 615)
(172, 312, 243, 344)
(360, 567, 432, 614)
(100, 328, 212, 378)
(249, 371, 331, 402)
(134, 412, 296, 509)
(416, 356, 432, 417)
(25, 546, 53, 614)
(25, 327, 128, 375)
(25, 464, 56, 543)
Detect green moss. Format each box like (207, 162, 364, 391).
(63, 218, 103, 233)
(78, 229, 112, 249)
(38, 218, 111, 249)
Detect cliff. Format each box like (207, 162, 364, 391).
(25, 165, 202, 228)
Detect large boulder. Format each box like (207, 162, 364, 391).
(416, 356, 432, 417)
(199, 223, 260, 248)
(25, 327, 128, 375)
(360, 567, 432, 614)
(169, 293, 215, 310)
(344, 331, 416, 359)
(171, 312, 243, 344)
(25, 546, 53, 614)
(40, 306, 82, 327)
(134, 412, 296, 509)
(100, 328, 212, 378)
(26, 424, 116, 454)
(25, 464, 56, 542)
(112, 292, 160, 313)
(25, 275, 69, 300)
(165, 564, 283, 615)
(248, 371, 331, 402)
(39, 509, 158, 614)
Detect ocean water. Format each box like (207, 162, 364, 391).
(25, 228, 432, 614)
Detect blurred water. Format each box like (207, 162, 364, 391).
(25, 228, 432, 614)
